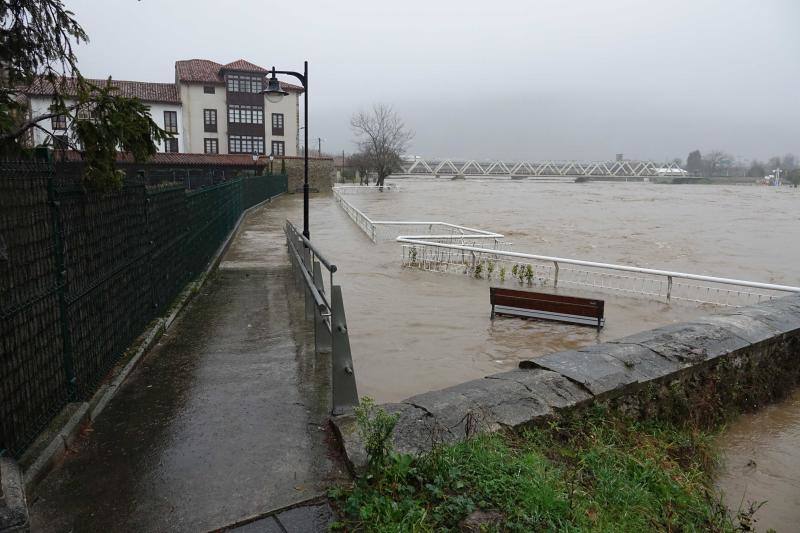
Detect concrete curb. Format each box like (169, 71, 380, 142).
(20, 193, 283, 498)
(1, 458, 29, 532)
(22, 403, 89, 493)
(209, 495, 332, 532)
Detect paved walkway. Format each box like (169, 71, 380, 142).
(29, 198, 346, 532)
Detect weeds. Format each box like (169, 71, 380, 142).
(332, 407, 760, 532)
(473, 262, 483, 279)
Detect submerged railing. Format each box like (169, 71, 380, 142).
(398, 239, 800, 307)
(333, 184, 401, 193)
(333, 186, 507, 246)
(284, 220, 359, 415)
(332, 184, 800, 307)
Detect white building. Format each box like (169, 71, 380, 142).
(24, 58, 302, 157)
(655, 167, 688, 177)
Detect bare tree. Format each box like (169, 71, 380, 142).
(350, 104, 413, 188)
(703, 150, 733, 176)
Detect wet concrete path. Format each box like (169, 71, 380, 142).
(29, 199, 345, 532)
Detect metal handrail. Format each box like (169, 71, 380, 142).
(285, 233, 328, 311)
(284, 221, 359, 415)
(286, 219, 338, 273)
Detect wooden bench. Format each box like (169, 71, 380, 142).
(490, 287, 605, 329)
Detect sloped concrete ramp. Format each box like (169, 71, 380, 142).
(29, 198, 345, 532)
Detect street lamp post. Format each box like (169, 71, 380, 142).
(264, 61, 310, 239)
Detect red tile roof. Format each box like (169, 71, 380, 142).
(175, 59, 225, 83)
(222, 59, 268, 73)
(175, 58, 304, 92)
(25, 77, 181, 104)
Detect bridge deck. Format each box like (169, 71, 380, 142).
(29, 199, 345, 532)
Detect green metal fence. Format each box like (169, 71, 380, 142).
(0, 162, 287, 458)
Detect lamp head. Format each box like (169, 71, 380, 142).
(264, 67, 289, 103)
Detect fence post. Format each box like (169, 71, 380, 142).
(666, 275, 673, 301)
(313, 261, 331, 355)
(330, 285, 359, 415)
(553, 261, 560, 288)
(47, 175, 77, 398)
(304, 246, 313, 320)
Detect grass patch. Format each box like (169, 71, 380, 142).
(331, 405, 758, 532)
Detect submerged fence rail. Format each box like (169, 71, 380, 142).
(333, 186, 506, 245)
(0, 161, 287, 458)
(284, 220, 359, 415)
(331, 185, 800, 307)
(399, 239, 800, 307)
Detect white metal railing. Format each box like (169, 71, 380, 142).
(333, 184, 401, 193)
(333, 187, 506, 245)
(398, 238, 800, 307)
(331, 186, 800, 307)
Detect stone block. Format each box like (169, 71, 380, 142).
(735, 295, 800, 335)
(331, 403, 432, 474)
(487, 368, 593, 409)
(583, 342, 684, 380)
(614, 321, 750, 364)
(529, 350, 638, 398)
(692, 311, 783, 344)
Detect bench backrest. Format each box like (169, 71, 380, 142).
(490, 287, 604, 319)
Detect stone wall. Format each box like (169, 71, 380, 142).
(333, 294, 800, 473)
(276, 156, 334, 192)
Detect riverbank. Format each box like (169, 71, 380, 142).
(331, 405, 756, 531)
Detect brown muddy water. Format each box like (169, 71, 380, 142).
(273, 179, 800, 529)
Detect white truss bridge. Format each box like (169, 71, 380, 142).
(399, 158, 684, 178)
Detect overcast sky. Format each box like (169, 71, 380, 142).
(65, 0, 799, 162)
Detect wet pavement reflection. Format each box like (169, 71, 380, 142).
(29, 202, 346, 532)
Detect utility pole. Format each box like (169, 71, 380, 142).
(317, 137, 323, 157)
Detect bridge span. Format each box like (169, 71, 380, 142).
(398, 158, 685, 178)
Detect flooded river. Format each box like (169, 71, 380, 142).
(274, 179, 799, 529)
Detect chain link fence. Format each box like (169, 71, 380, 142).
(0, 161, 287, 458)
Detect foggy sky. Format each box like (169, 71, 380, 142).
(65, 0, 799, 162)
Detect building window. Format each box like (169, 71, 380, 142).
(271, 140, 285, 156)
(163, 111, 178, 133)
(271, 113, 284, 136)
(164, 138, 179, 153)
(229, 135, 264, 154)
(51, 115, 67, 130)
(76, 105, 98, 121)
(53, 134, 69, 149)
(203, 85, 216, 94)
(226, 74, 263, 93)
(203, 109, 217, 132)
(204, 138, 219, 154)
(227, 104, 264, 124)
